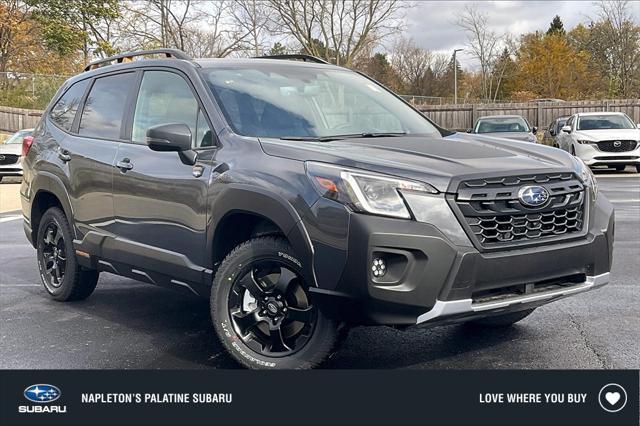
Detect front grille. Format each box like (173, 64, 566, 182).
(454, 173, 586, 249)
(596, 140, 637, 152)
(0, 154, 19, 165)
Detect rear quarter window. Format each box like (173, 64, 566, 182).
(49, 79, 90, 131)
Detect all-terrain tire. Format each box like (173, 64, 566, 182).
(36, 207, 98, 301)
(211, 236, 342, 369)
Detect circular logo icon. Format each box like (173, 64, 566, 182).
(598, 383, 627, 413)
(518, 185, 550, 208)
(24, 384, 61, 403)
(0, 155, 5, 161)
(613, 140, 622, 148)
(266, 302, 279, 314)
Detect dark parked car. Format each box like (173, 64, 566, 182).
(542, 116, 570, 147)
(21, 49, 614, 369)
(470, 115, 538, 143)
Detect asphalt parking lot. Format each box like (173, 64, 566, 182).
(0, 170, 638, 369)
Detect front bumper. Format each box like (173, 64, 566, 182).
(416, 272, 608, 325)
(307, 193, 615, 326)
(575, 143, 640, 166)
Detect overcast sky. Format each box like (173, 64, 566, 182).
(403, 1, 637, 69)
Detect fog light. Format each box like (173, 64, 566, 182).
(371, 258, 386, 278)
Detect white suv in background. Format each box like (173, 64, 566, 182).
(558, 112, 640, 173)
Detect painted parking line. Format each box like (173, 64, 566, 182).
(0, 215, 22, 223)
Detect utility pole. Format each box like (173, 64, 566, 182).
(453, 49, 463, 104)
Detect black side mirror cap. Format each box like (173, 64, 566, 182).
(146, 123, 192, 152)
(532, 126, 538, 134)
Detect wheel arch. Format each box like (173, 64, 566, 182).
(208, 185, 316, 287)
(29, 172, 75, 246)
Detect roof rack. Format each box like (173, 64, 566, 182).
(256, 54, 329, 64)
(83, 48, 192, 72)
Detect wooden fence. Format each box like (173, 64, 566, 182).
(417, 99, 640, 131)
(0, 106, 43, 133)
(1, 99, 639, 134)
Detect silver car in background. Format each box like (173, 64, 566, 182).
(470, 115, 538, 143)
(0, 128, 32, 182)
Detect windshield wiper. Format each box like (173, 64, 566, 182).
(278, 132, 407, 142)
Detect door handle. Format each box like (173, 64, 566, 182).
(57, 148, 71, 162)
(116, 158, 134, 172)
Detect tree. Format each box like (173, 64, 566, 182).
(390, 37, 432, 93)
(590, 0, 640, 97)
(514, 32, 593, 99)
(267, 0, 409, 66)
(456, 4, 500, 101)
(119, 1, 250, 58)
(547, 15, 565, 36)
(230, 0, 271, 56)
(26, 0, 120, 63)
(268, 42, 287, 56)
(355, 52, 402, 92)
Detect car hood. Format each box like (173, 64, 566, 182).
(259, 133, 577, 193)
(0, 143, 21, 156)
(473, 131, 536, 142)
(573, 128, 640, 141)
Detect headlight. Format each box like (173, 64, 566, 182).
(306, 162, 438, 219)
(577, 139, 595, 145)
(573, 158, 597, 198)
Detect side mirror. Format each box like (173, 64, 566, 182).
(532, 126, 538, 134)
(466, 128, 473, 133)
(549, 129, 556, 136)
(146, 123, 192, 152)
(561, 125, 572, 133)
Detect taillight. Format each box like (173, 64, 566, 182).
(22, 135, 34, 156)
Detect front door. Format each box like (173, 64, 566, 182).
(111, 70, 215, 283)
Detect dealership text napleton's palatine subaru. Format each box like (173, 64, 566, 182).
(20, 49, 614, 369)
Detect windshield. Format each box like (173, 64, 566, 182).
(4, 130, 30, 144)
(201, 64, 441, 139)
(474, 117, 530, 133)
(577, 114, 635, 130)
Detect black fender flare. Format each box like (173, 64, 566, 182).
(207, 184, 317, 287)
(28, 171, 76, 239)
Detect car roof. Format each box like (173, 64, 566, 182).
(575, 111, 625, 116)
(194, 57, 338, 70)
(477, 115, 526, 120)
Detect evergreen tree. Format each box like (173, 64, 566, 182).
(547, 15, 566, 36)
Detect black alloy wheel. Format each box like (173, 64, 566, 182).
(211, 237, 343, 369)
(36, 207, 99, 301)
(40, 221, 67, 288)
(228, 260, 316, 356)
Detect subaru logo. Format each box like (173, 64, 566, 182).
(518, 185, 549, 207)
(0, 155, 5, 161)
(24, 384, 61, 403)
(613, 141, 622, 148)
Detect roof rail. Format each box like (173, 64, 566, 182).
(256, 54, 329, 64)
(83, 48, 192, 72)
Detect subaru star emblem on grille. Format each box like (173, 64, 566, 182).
(24, 384, 61, 403)
(0, 155, 5, 161)
(613, 140, 622, 148)
(518, 185, 549, 208)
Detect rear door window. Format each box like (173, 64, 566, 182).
(49, 79, 89, 131)
(79, 73, 135, 139)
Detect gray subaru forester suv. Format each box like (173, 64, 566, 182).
(20, 49, 614, 369)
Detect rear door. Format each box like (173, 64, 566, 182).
(60, 72, 136, 239)
(111, 69, 215, 281)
